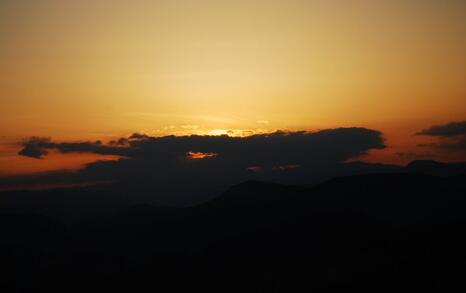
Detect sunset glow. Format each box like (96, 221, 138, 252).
(2, 2, 466, 290)
(187, 151, 217, 160)
(1, 0, 466, 176)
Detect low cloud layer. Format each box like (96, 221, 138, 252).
(11, 128, 385, 205)
(19, 137, 129, 159)
(416, 120, 466, 151)
(416, 121, 466, 137)
(19, 128, 384, 164)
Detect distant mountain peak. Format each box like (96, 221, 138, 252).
(405, 160, 466, 176)
(407, 160, 444, 167)
(196, 181, 303, 211)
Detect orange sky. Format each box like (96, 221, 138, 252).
(1, 0, 466, 175)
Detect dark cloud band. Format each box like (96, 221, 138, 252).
(11, 128, 385, 205)
(416, 121, 466, 151)
(416, 121, 466, 137)
(19, 128, 385, 164)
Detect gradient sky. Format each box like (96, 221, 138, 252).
(1, 0, 466, 175)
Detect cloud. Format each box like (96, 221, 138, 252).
(128, 133, 150, 140)
(18, 137, 52, 159)
(109, 137, 129, 146)
(445, 137, 466, 150)
(18, 137, 131, 159)
(19, 128, 384, 164)
(11, 128, 385, 205)
(416, 121, 466, 137)
(416, 121, 466, 151)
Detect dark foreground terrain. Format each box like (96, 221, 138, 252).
(2, 172, 466, 292)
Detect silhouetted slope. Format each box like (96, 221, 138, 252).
(2, 171, 466, 292)
(1, 160, 465, 223)
(309, 173, 466, 223)
(405, 160, 466, 176)
(194, 180, 304, 211)
(0, 213, 68, 292)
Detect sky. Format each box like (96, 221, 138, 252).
(1, 0, 466, 177)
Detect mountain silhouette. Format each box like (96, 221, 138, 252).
(405, 160, 466, 176)
(1, 161, 466, 292)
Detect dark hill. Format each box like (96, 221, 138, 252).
(2, 172, 466, 292)
(405, 160, 466, 176)
(194, 180, 305, 211)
